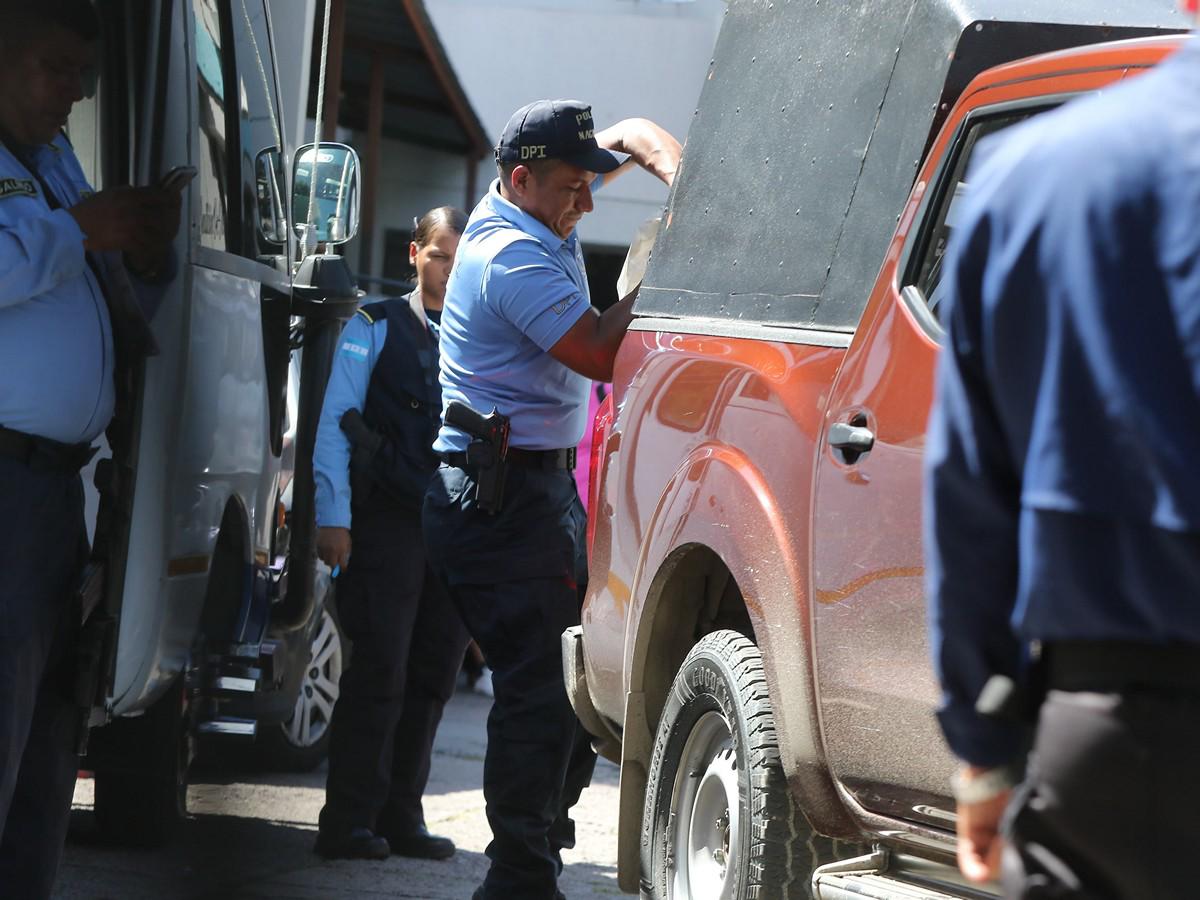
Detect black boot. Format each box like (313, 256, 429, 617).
(377, 823, 455, 860)
(313, 826, 390, 860)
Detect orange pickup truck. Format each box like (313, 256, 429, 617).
(563, 3, 1188, 898)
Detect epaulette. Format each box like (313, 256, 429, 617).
(357, 300, 391, 324)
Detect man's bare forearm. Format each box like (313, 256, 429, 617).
(597, 291, 637, 364)
(550, 290, 638, 382)
(596, 118, 681, 186)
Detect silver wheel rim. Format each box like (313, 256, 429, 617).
(283, 608, 342, 748)
(669, 710, 740, 900)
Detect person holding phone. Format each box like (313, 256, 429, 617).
(0, 1, 181, 895)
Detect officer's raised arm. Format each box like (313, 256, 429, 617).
(530, 114, 681, 381)
(594, 117, 682, 187)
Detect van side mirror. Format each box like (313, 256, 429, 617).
(292, 142, 361, 246)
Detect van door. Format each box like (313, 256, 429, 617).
(115, 0, 291, 705)
(179, 0, 291, 593)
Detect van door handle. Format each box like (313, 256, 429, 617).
(828, 422, 875, 454)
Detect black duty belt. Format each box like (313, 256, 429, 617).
(1044, 641, 1200, 694)
(0, 425, 97, 474)
(444, 445, 576, 472)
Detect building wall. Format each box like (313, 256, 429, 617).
(359, 138, 475, 291)
(352, 0, 725, 282)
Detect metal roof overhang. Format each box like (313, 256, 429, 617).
(308, 0, 488, 158)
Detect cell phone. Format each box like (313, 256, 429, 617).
(158, 165, 198, 192)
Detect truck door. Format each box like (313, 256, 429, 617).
(809, 96, 1062, 829)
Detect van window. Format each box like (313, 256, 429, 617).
(230, 0, 287, 259)
(907, 111, 1039, 318)
(193, 0, 231, 251)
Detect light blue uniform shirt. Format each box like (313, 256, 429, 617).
(0, 135, 115, 444)
(314, 308, 442, 529)
(315, 313, 386, 529)
(434, 180, 592, 453)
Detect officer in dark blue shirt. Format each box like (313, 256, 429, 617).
(0, 3, 179, 896)
(312, 207, 471, 862)
(926, 21, 1200, 896)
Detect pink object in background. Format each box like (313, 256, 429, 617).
(575, 382, 609, 512)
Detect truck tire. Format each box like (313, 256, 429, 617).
(91, 676, 190, 848)
(641, 630, 832, 899)
(256, 604, 345, 771)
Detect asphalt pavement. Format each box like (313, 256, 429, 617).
(53, 689, 623, 899)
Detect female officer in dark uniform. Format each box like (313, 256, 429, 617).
(312, 206, 469, 861)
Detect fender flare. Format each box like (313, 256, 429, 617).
(612, 442, 859, 889)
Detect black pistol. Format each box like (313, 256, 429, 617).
(445, 401, 510, 514)
(340, 408, 382, 461)
(340, 408, 382, 502)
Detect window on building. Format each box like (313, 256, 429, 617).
(382, 228, 416, 291)
(583, 246, 625, 313)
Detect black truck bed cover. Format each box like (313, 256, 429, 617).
(636, 0, 1188, 332)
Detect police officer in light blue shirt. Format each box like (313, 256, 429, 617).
(0, 2, 179, 895)
(309, 207, 470, 864)
(432, 184, 595, 456)
(423, 99, 681, 900)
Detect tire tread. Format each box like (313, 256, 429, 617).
(643, 629, 841, 899)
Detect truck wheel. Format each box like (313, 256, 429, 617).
(91, 677, 190, 848)
(257, 605, 344, 771)
(641, 630, 827, 899)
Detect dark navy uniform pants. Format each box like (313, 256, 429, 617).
(0, 455, 87, 899)
(423, 463, 597, 900)
(1003, 685, 1200, 898)
(320, 508, 469, 837)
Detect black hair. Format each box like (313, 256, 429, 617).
(0, 0, 101, 42)
(413, 206, 467, 246)
(497, 157, 563, 186)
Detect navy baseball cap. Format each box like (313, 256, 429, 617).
(494, 100, 621, 174)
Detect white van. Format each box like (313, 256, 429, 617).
(68, 0, 360, 843)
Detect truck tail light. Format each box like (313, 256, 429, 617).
(586, 392, 614, 559)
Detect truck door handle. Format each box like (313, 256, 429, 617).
(828, 422, 875, 454)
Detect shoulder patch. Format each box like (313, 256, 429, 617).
(339, 339, 371, 362)
(0, 178, 37, 200)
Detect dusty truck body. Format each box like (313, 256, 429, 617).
(565, 1, 1189, 897)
